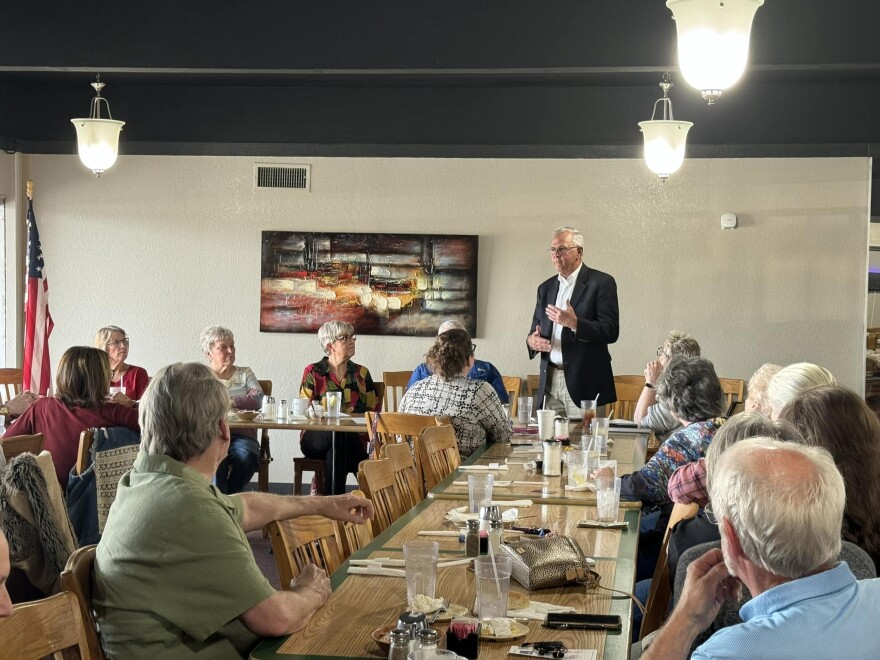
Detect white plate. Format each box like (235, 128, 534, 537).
(480, 620, 529, 640)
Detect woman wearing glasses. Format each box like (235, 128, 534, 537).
(299, 320, 380, 494)
(95, 325, 149, 403)
(400, 328, 511, 458)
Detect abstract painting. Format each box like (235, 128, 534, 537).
(260, 231, 479, 336)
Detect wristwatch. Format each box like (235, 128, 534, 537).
(644, 383, 655, 390)
(0, 404, 9, 416)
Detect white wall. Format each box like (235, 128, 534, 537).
(5, 154, 870, 483)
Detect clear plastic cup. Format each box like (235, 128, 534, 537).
(474, 555, 512, 620)
(403, 540, 439, 607)
(596, 475, 622, 522)
(468, 474, 494, 514)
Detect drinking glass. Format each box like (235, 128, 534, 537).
(566, 450, 590, 487)
(580, 400, 597, 436)
(516, 397, 529, 426)
(591, 416, 610, 437)
(596, 475, 622, 522)
(468, 474, 494, 514)
(403, 540, 439, 607)
(474, 555, 512, 620)
(324, 392, 342, 417)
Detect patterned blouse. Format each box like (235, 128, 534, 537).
(399, 375, 512, 458)
(299, 358, 380, 414)
(620, 418, 724, 504)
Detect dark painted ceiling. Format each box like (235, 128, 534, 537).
(1, 1, 879, 208)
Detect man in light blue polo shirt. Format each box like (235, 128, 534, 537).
(644, 438, 880, 660)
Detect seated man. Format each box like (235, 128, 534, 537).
(643, 438, 880, 659)
(633, 331, 700, 441)
(408, 319, 508, 403)
(94, 362, 374, 659)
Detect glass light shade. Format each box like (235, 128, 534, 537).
(71, 118, 125, 175)
(638, 119, 693, 180)
(667, 0, 764, 102)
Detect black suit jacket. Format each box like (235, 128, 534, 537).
(527, 265, 619, 407)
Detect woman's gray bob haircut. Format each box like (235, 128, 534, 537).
(199, 325, 234, 356)
(317, 321, 355, 356)
(140, 362, 230, 463)
(710, 437, 844, 579)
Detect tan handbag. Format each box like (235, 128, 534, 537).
(500, 535, 593, 590)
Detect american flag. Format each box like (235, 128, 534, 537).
(23, 199, 53, 394)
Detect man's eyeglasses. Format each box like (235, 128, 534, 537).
(335, 334, 357, 343)
(107, 338, 130, 348)
(656, 347, 670, 358)
(704, 503, 718, 525)
(471, 343, 477, 354)
(547, 246, 577, 256)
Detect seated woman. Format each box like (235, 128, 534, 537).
(407, 319, 508, 403)
(95, 325, 149, 403)
(779, 384, 880, 571)
(742, 362, 781, 414)
(200, 325, 264, 494)
(633, 331, 701, 441)
(400, 328, 511, 458)
(4, 346, 139, 487)
(766, 361, 835, 418)
(299, 321, 380, 495)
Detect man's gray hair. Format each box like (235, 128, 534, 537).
(767, 362, 836, 418)
(664, 331, 701, 358)
(437, 319, 465, 335)
(704, 412, 803, 486)
(140, 362, 230, 463)
(552, 226, 584, 249)
(317, 320, 355, 356)
(745, 362, 782, 413)
(656, 356, 724, 423)
(710, 437, 844, 579)
(199, 325, 234, 356)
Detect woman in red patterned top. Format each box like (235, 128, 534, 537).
(95, 325, 149, 403)
(299, 321, 379, 494)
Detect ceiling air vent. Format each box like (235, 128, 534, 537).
(254, 163, 311, 192)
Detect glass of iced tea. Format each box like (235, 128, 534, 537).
(580, 399, 597, 438)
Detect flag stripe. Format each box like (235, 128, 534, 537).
(23, 200, 52, 395)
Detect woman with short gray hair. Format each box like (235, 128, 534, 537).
(299, 321, 380, 494)
(766, 361, 836, 418)
(199, 325, 264, 494)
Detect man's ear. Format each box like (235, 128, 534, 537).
(721, 517, 746, 562)
(218, 418, 231, 445)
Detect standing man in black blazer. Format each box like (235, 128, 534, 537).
(527, 226, 619, 419)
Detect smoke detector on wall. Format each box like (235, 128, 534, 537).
(254, 163, 311, 192)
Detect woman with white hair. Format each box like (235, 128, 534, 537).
(743, 362, 782, 414)
(766, 362, 836, 418)
(200, 325, 264, 494)
(299, 321, 380, 494)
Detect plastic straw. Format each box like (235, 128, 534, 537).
(487, 531, 502, 608)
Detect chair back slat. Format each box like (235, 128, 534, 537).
(0, 592, 90, 659)
(2, 433, 45, 462)
(501, 376, 522, 416)
(719, 378, 745, 416)
(383, 442, 424, 506)
(357, 457, 409, 536)
(0, 367, 23, 404)
(612, 375, 646, 421)
(526, 375, 541, 398)
(381, 371, 413, 412)
(60, 545, 105, 660)
(268, 515, 346, 589)
(415, 425, 461, 492)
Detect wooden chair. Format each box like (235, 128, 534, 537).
(383, 442, 424, 507)
(526, 375, 541, 398)
(501, 376, 522, 416)
(414, 425, 461, 492)
(382, 371, 413, 412)
(719, 378, 745, 416)
(0, 367, 23, 403)
(364, 411, 447, 460)
(357, 457, 409, 536)
(640, 502, 700, 639)
(2, 433, 44, 461)
(257, 379, 273, 493)
(335, 489, 374, 558)
(60, 545, 105, 660)
(0, 591, 91, 659)
(268, 515, 346, 589)
(75, 430, 94, 476)
(612, 375, 646, 421)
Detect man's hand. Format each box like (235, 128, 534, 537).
(6, 391, 38, 417)
(320, 493, 375, 524)
(527, 324, 551, 352)
(546, 300, 577, 331)
(677, 548, 740, 634)
(290, 563, 331, 606)
(644, 360, 662, 386)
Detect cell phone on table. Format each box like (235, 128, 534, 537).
(542, 612, 622, 631)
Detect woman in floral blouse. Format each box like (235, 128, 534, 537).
(299, 321, 379, 494)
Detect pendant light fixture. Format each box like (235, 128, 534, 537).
(638, 75, 693, 181)
(71, 75, 125, 176)
(667, 0, 764, 104)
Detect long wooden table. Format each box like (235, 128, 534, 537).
(250, 439, 642, 660)
(229, 415, 368, 493)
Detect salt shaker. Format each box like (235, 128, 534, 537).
(277, 399, 288, 421)
(543, 439, 562, 476)
(416, 628, 439, 651)
(387, 628, 410, 660)
(488, 519, 504, 556)
(260, 396, 276, 420)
